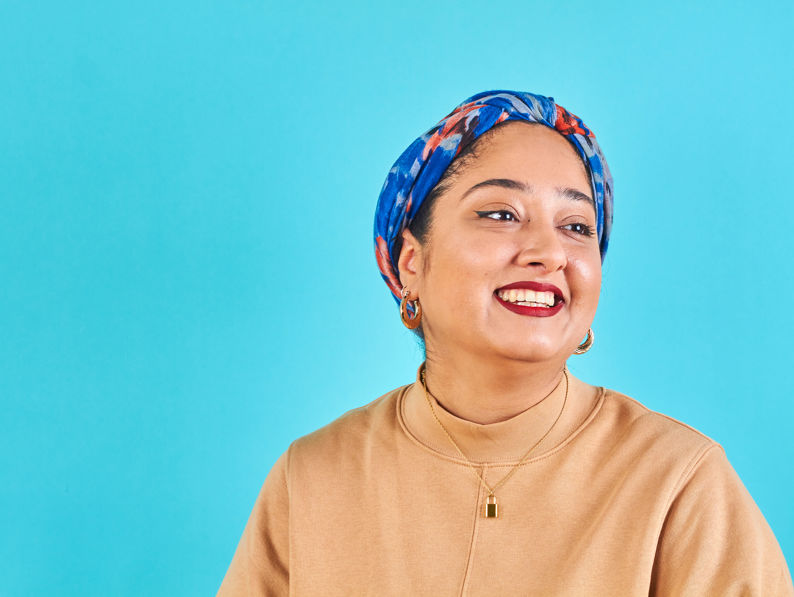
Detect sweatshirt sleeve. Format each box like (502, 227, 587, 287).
(650, 443, 793, 596)
(217, 448, 290, 596)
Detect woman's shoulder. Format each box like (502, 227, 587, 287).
(599, 385, 715, 437)
(591, 383, 720, 466)
(287, 383, 410, 463)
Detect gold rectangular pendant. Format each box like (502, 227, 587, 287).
(484, 495, 498, 518)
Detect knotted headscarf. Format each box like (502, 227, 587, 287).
(373, 90, 613, 305)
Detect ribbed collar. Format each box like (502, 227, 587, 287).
(398, 363, 603, 465)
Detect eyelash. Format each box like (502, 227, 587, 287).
(474, 211, 595, 237)
(563, 223, 595, 237)
(475, 210, 517, 222)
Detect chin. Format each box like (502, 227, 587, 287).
(481, 334, 567, 363)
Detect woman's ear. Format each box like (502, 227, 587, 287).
(397, 228, 424, 295)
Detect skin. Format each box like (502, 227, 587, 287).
(397, 122, 602, 424)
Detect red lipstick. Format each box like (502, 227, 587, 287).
(494, 281, 565, 317)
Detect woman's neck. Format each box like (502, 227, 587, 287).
(422, 350, 566, 425)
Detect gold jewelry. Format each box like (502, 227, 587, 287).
(573, 327, 594, 355)
(400, 287, 422, 330)
(420, 365, 568, 519)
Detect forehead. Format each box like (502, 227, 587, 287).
(463, 122, 590, 189)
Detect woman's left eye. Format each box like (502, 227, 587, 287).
(475, 210, 518, 222)
(562, 222, 595, 237)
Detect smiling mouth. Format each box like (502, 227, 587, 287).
(496, 288, 562, 308)
(493, 282, 565, 316)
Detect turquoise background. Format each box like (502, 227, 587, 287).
(2, 1, 792, 594)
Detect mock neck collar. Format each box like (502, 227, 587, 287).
(399, 363, 603, 465)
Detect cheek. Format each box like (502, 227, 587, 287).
(423, 234, 510, 307)
(568, 253, 602, 308)
(430, 233, 511, 284)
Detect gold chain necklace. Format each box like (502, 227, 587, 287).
(420, 365, 569, 519)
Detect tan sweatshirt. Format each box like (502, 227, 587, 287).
(218, 369, 793, 596)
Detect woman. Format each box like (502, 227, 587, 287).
(219, 91, 793, 595)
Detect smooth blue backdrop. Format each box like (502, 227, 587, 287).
(2, 1, 792, 594)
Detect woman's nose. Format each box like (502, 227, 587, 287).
(515, 222, 567, 272)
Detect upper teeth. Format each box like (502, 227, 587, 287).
(497, 289, 556, 307)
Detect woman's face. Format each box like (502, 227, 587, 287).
(398, 122, 601, 364)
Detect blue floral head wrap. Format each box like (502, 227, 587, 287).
(373, 90, 613, 304)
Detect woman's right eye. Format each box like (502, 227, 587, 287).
(475, 210, 518, 222)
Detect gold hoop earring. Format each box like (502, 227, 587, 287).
(573, 327, 594, 355)
(400, 287, 422, 330)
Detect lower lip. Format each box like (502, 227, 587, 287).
(494, 293, 564, 317)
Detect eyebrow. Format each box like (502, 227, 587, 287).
(460, 177, 594, 207)
(461, 178, 529, 200)
(556, 187, 594, 206)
